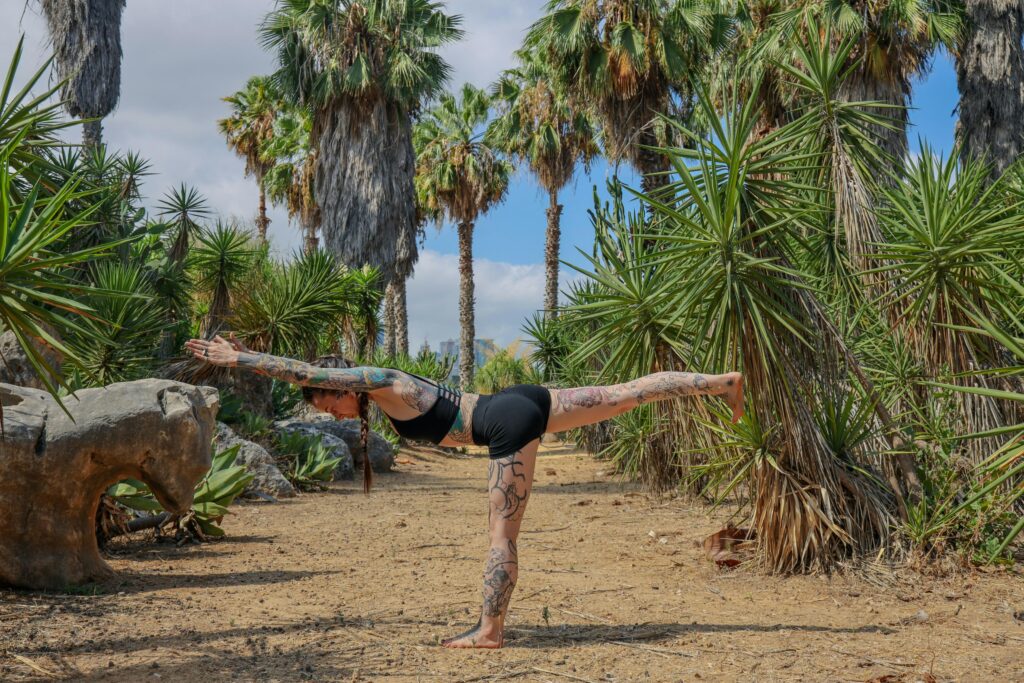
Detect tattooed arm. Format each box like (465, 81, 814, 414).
(185, 336, 397, 391)
(235, 352, 398, 391)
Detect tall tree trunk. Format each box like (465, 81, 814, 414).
(382, 282, 397, 358)
(956, 0, 1024, 177)
(457, 221, 475, 390)
(256, 186, 270, 244)
(303, 221, 318, 254)
(394, 276, 409, 356)
(544, 190, 563, 319)
(82, 119, 103, 150)
(314, 99, 417, 286)
(839, 74, 909, 165)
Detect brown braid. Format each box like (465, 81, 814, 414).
(301, 355, 372, 493)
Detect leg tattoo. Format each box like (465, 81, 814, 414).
(482, 539, 518, 617)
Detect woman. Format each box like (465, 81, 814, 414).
(186, 335, 744, 649)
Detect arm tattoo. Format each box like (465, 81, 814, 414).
(488, 453, 529, 522)
(394, 374, 440, 412)
(481, 539, 518, 618)
(235, 352, 396, 391)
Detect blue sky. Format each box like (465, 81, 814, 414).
(0, 2, 960, 348)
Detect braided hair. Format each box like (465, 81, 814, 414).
(300, 355, 372, 493)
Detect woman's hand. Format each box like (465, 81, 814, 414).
(185, 335, 241, 367)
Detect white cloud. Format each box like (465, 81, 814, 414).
(407, 249, 577, 351)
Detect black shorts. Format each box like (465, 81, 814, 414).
(471, 384, 551, 459)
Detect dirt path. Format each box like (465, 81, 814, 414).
(1, 443, 1021, 682)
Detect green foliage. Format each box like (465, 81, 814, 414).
(260, 0, 464, 110)
(276, 431, 342, 490)
(107, 445, 254, 539)
(473, 346, 542, 394)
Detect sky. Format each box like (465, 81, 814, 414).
(0, 1, 959, 349)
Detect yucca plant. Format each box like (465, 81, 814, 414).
(63, 261, 167, 388)
(191, 221, 260, 337)
(568, 80, 895, 570)
(872, 146, 1024, 461)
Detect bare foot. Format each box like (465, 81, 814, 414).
(441, 619, 503, 649)
(724, 372, 744, 423)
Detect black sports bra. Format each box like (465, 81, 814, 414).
(384, 371, 461, 443)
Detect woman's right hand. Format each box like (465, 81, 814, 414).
(185, 335, 242, 367)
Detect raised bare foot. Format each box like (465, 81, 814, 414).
(441, 619, 503, 649)
(724, 372, 744, 423)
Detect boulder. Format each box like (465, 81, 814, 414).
(273, 419, 355, 481)
(0, 328, 63, 389)
(0, 379, 218, 590)
(213, 423, 296, 498)
(278, 414, 395, 472)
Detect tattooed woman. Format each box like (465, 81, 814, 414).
(186, 334, 744, 650)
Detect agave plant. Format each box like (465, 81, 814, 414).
(106, 444, 254, 540)
(276, 431, 341, 490)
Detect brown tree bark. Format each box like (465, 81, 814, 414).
(839, 74, 910, 166)
(256, 186, 270, 244)
(457, 221, 475, 390)
(382, 282, 397, 358)
(544, 191, 563, 319)
(394, 276, 409, 356)
(955, 0, 1024, 177)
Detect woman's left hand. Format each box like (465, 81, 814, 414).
(185, 335, 241, 367)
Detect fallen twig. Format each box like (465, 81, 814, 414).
(611, 640, 696, 658)
(8, 653, 57, 678)
(531, 667, 597, 683)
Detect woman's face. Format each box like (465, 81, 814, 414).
(312, 391, 360, 419)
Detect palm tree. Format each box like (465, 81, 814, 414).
(738, 0, 960, 160)
(38, 0, 125, 148)
(955, 2, 1024, 176)
(259, 0, 462, 289)
(489, 47, 599, 318)
(191, 222, 260, 337)
(415, 84, 512, 389)
(219, 76, 283, 243)
(526, 0, 724, 193)
(261, 104, 321, 253)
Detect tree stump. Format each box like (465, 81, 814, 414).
(0, 379, 219, 590)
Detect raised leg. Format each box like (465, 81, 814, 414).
(546, 371, 744, 434)
(442, 439, 539, 649)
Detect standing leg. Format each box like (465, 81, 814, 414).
(546, 371, 744, 435)
(442, 438, 540, 649)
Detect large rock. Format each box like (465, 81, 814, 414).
(272, 419, 355, 481)
(288, 414, 396, 472)
(0, 379, 218, 590)
(214, 423, 296, 498)
(0, 328, 63, 389)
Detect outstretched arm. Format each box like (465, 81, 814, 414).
(185, 336, 397, 392)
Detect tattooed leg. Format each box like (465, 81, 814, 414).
(547, 371, 745, 433)
(443, 440, 538, 649)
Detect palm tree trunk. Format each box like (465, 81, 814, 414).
(256, 186, 270, 244)
(82, 119, 103, 149)
(457, 221, 475, 390)
(839, 74, 909, 165)
(544, 190, 562, 318)
(394, 276, 409, 355)
(314, 99, 416, 287)
(303, 221, 318, 254)
(382, 282, 397, 358)
(955, 0, 1024, 177)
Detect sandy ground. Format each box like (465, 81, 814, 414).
(1, 442, 1022, 683)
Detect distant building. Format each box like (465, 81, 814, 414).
(418, 338, 432, 358)
(436, 338, 500, 372)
